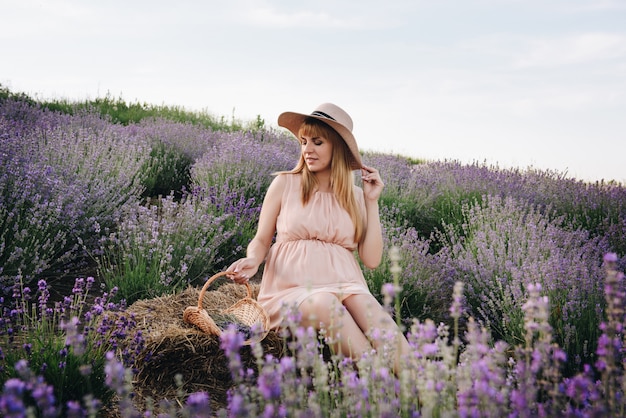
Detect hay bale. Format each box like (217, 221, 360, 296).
(121, 281, 285, 412)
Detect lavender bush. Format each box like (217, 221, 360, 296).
(36, 113, 148, 237)
(369, 155, 626, 264)
(0, 99, 148, 293)
(190, 129, 298, 204)
(364, 153, 625, 375)
(133, 119, 214, 198)
(0, 274, 140, 415)
(189, 129, 299, 268)
(0, 95, 71, 136)
(437, 195, 610, 372)
(0, 101, 74, 291)
(98, 193, 233, 303)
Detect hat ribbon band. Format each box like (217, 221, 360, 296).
(310, 111, 336, 121)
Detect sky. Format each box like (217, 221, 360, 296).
(1, 0, 625, 183)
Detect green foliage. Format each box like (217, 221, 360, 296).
(0, 84, 267, 132)
(139, 140, 194, 198)
(42, 93, 267, 133)
(429, 190, 484, 236)
(0, 84, 36, 105)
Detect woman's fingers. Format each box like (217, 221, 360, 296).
(361, 166, 384, 186)
(230, 273, 249, 284)
(226, 259, 253, 283)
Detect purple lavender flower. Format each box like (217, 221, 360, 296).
(72, 278, 85, 295)
(262, 404, 277, 418)
(227, 392, 247, 417)
(382, 282, 398, 299)
(31, 378, 57, 417)
(0, 379, 27, 417)
(258, 365, 282, 400)
(279, 356, 295, 374)
(185, 391, 211, 417)
(1, 99, 148, 291)
(220, 324, 245, 355)
(65, 400, 85, 418)
(37, 279, 50, 314)
(563, 373, 596, 412)
(449, 281, 465, 319)
(62, 316, 86, 355)
(104, 351, 127, 392)
(14, 359, 30, 379)
(220, 324, 246, 383)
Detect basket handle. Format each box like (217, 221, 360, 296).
(197, 271, 253, 310)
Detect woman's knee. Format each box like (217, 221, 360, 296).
(299, 292, 343, 326)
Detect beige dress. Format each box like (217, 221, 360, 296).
(257, 173, 372, 329)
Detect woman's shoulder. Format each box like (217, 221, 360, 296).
(273, 172, 299, 185)
(269, 172, 298, 194)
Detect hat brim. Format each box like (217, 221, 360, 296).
(278, 111, 363, 170)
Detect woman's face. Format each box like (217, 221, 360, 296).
(300, 133, 334, 173)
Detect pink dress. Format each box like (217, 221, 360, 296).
(257, 173, 372, 329)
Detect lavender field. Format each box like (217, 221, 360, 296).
(1, 89, 626, 417)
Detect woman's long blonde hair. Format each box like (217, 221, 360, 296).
(277, 118, 364, 243)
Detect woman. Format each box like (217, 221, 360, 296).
(228, 103, 409, 371)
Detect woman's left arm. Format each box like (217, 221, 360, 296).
(358, 165, 384, 269)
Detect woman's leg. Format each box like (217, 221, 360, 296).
(342, 293, 411, 374)
(299, 292, 373, 360)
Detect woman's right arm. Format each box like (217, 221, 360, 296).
(228, 174, 286, 282)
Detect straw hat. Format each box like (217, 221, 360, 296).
(278, 103, 363, 170)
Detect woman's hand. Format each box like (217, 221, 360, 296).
(226, 257, 259, 284)
(361, 165, 384, 201)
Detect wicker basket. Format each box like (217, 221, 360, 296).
(183, 271, 270, 345)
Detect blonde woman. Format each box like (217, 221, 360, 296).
(228, 103, 409, 371)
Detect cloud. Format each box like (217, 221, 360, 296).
(513, 32, 626, 68)
(227, 0, 406, 30)
(567, 0, 626, 12)
(0, 0, 91, 38)
(240, 6, 361, 29)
